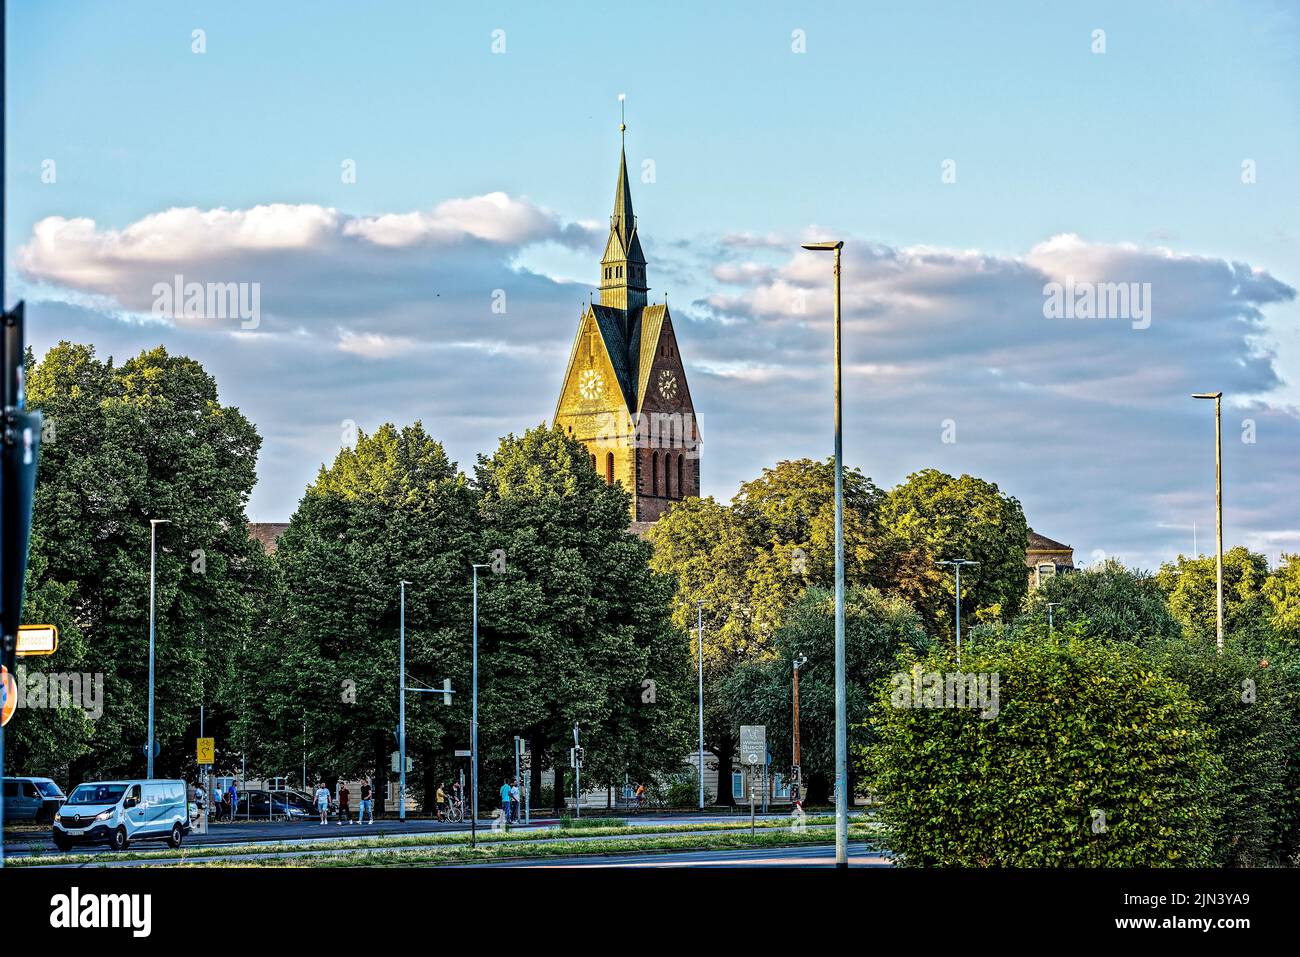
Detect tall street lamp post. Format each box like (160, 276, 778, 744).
(398, 579, 411, 821)
(471, 563, 490, 837)
(936, 558, 978, 666)
(696, 600, 705, 810)
(1192, 392, 1225, 654)
(801, 239, 848, 868)
(147, 518, 170, 778)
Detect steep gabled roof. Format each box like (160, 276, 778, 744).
(1027, 530, 1072, 552)
(634, 304, 668, 413)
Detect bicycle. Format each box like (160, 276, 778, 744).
(443, 795, 465, 823)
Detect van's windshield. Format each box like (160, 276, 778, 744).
(67, 784, 127, 805)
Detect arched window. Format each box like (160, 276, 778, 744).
(651, 451, 660, 496)
(677, 455, 685, 498)
(605, 452, 614, 484)
(590, 453, 596, 472)
(664, 454, 672, 498)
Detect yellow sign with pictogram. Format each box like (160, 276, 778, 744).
(196, 737, 215, 765)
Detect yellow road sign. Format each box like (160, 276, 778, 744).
(197, 737, 215, 765)
(16, 624, 59, 657)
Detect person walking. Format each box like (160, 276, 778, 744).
(338, 783, 351, 825)
(435, 782, 447, 822)
(315, 781, 330, 825)
(499, 778, 512, 827)
(358, 777, 374, 824)
(211, 783, 223, 822)
(510, 779, 521, 823)
(226, 781, 239, 822)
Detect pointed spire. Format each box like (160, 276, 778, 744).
(612, 94, 635, 250)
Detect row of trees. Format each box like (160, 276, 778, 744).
(19, 340, 1298, 864)
(15, 341, 1035, 812)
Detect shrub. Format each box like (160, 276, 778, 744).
(862, 633, 1222, 866)
(1143, 637, 1294, 865)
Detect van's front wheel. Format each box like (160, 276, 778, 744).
(112, 827, 130, 852)
(167, 823, 184, 849)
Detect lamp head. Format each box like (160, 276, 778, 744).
(1192, 392, 1223, 400)
(801, 241, 843, 251)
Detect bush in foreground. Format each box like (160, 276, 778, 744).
(862, 633, 1222, 866)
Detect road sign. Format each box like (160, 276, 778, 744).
(739, 725, 767, 766)
(454, 749, 471, 757)
(1, 666, 15, 727)
(196, 737, 215, 765)
(16, 624, 58, 656)
(141, 741, 161, 757)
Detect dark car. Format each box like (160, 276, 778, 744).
(3, 777, 66, 823)
(234, 789, 312, 820)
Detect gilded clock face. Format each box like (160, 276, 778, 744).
(579, 368, 604, 401)
(657, 369, 678, 401)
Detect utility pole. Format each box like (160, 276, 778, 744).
(147, 518, 170, 777)
(471, 562, 490, 840)
(792, 655, 807, 798)
(1193, 392, 1225, 653)
(399, 579, 410, 820)
(696, 600, 704, 810)
(573, 723, 581, 819)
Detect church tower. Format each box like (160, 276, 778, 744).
(554, 120, 701, 526)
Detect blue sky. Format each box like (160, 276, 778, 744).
(6, 0, 1300, 571)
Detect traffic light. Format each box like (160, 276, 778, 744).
(1, 303, 44, 681)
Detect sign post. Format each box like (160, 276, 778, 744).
(196, 737, 214, 835)
(740, 726, 765, 836)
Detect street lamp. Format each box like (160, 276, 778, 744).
(936, 559, 979, 666)
(801, 239, 848, 868)
(696, 600, 705, 811)
(147, 518, 170, 778)
(1192, 392, 1224, 654)
(1046, 602, 1062, 638)
(470, 562, 491, 841)
(398, 579, 411, 821)
(792, 654, 808, 800)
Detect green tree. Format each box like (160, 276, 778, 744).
(1020, 559, 1181, 645)
(723, 586, 930, 803)
(649, 458, 882, 803)
(244, 422, 476, 812)
(473, 425, 691, 810)
(863, 631, 1222, 866)
(1263, 553, 1300, 648)
(876, 469, 1029, 637)
(1156, 547, 1273, 648)
(21, 342, 265, 782)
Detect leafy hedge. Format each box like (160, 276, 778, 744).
(862, 633, 1223, 866)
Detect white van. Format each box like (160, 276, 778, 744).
(53, 779, 190, 852)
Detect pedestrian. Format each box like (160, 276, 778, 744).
(315, 781, 330, 825)
(634, 781, 645, 811)
(212, 783, 223, 822)
(359, 777, 374, 824)
(227, 780, 239, 822)
(499, 778, 512, 826)
(435, 782, 447, 821)
(338, 782, 351, 825)
(510, 779, 521, 823)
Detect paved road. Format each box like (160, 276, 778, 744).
(454, 841, 888, 868)
(3, 810, 820, 858)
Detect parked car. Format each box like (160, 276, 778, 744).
(234, 789, 312, 820)
(52, 779, 190, 851)
(2, 777, 66, 823)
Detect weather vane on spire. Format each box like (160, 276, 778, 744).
(619, 93, 626, 142)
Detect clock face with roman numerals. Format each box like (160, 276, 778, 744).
(657, 369, 678, 401)
(579, 368, 604, 401)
